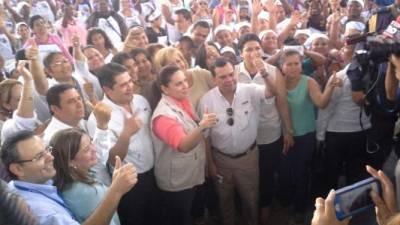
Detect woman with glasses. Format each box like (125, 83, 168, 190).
(50, 128, 138, 225)
(151, 65, 217, 225)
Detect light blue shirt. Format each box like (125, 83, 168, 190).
(62, 182, 120, 225)
(8, 180, 80, 225)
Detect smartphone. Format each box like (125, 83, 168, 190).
(334, 177, 382, 221)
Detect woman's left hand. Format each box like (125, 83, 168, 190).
(311, 190, 350, 225)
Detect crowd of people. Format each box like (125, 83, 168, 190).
(1, 0, 400, 225)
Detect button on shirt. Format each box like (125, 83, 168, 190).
(87, 95, 154, 174)
(199, 83, 266, 155)
(236, 62, 281, 144)
(9, 180, 80, 225)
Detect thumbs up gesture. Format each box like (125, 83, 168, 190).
(25, 42, 39, 60)
(199, 107, 218, 130)
(328, 71, 343, 88)
(110, 156, 138, 196)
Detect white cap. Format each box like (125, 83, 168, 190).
(220, 46, 236, 55)
(294, 29, 310, 38)
(259, 29, 277, 40)
(344, 21, 365, 33)
(147, 9, 162, 22)
(304, 33, 329, 49)
(348, 0, 364, 8)
(258, 11, 270, 21)
(214, 24, 233, 36)
(235, 21, 251, 32)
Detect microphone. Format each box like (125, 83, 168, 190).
(382, 15, 400, 40)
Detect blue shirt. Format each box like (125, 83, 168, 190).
(8, 180, 80, 225)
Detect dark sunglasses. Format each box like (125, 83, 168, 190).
(226, 107, 234, 126)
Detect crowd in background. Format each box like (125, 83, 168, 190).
(1, 0, 400, 225)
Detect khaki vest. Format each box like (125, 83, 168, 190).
(151, 95, 206, 191)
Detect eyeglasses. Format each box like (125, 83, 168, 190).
(14, 146, 53, 164)
(226, 107, 234, 126)
(51, 59, 69, 67)
(199, 2, 208, 5)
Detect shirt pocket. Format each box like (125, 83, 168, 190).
(237, 104, 252, 130)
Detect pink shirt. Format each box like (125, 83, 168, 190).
(24, 33, 73, 64)
(153, 97, 196, 150)
(55, 18, 87, 48)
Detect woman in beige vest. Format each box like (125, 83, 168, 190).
(151, 65, 217, 225)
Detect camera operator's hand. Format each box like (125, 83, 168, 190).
(311, 190, 350, 225)
(366, 165, 397, 225)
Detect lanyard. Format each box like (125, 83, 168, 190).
(14, 184, 77, 220)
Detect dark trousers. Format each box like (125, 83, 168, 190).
(118, 169, 161, 225)
(161, 187, 197, 225)
(258, 137, 283, 207)
(325, 131, 369, 190)
(191, 178, 219, 218)
(280, 132, 315, 214)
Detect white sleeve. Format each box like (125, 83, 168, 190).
(1, 113, 40, 144)
(84, 117, 110, 166)
(74, 60, 103, 100)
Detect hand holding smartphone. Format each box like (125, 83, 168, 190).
(334, 177, 382, 221)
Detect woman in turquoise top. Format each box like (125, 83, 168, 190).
(50, 128, 138, 225)
(278, 49, 342, 225)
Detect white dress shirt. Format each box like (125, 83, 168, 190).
(1, 112, 41, 145)
(199, 83, 266, 155)
(236, 62, 281, 144)
(87, 95, 154, 174)
(316, 64, 371, 141)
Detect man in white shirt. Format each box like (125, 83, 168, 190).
(42, 84, 112, 185)
(87, 63, 159, 225)
(235, 33, 294, 224)
(199, 57, 276, 225)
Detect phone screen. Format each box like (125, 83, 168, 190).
(334, 177, 381, 220)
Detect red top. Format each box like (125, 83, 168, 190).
(153, 97, 196, 150)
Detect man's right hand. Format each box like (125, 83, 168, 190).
(122, 111, 142, 136)
(110, 156, 138, 196)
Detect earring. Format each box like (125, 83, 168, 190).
(70, 164, 77, 169)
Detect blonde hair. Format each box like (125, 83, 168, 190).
(153, 47, 189, 73)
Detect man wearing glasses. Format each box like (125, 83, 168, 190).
(199, 57, 276, 225)
(1, 130, 135, 225)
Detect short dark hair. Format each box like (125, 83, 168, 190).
(158, 65, 181, 88)
(278, 49, 302, 69)
(29, 15, 44, 29)
(1, 131, 36, 179)
(46, 83, 75, 111)
(43, 52, 63, 69)
(175, 8, 192, 22)
(238, 33, 261, 52)
(192, 20, 210, 32)
(87, 27, 115, 50)
(111, 52, 133, 65)
(210, 57, 231, 77)
(97, 63, 127, 89)
(130, 48, 151, 61)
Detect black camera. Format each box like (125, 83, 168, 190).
(354, 36, 400, 65)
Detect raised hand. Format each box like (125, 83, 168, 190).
(16, 60, 32, 81)
(25, 42, 39, 60)
(199, 107, 218, 130)
(328, 71, 343, 88)
(290, 10, 302, 26)
(110, 156, 138, 196)
(93, 102, 112, 130)
(122, 111, 142, 136)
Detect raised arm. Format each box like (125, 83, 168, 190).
(25, 42, 49, 95)
(82, 156, 137, 225)
(308, 72, 342, 108)
(15, 61, 34, 118)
